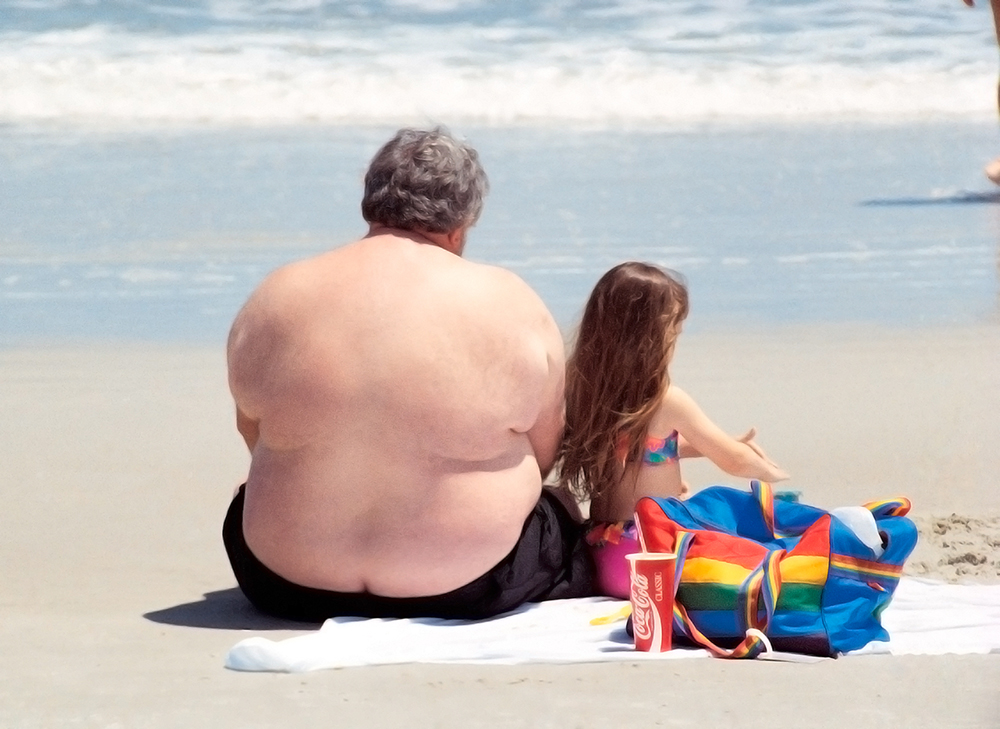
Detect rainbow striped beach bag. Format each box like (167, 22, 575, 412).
(633, 481, 917, 658)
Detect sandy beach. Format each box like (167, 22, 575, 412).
(2, 323, 997, 728)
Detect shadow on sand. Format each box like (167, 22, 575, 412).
(144, 588, 318, 631)
(860, 190, 1000, 206)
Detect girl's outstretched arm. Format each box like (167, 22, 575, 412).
(678, 427, 759, 459)
(664, 386, 789, 483)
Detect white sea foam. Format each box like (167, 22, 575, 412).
(1, 0, 997, 127)
(1, 49, 992, 127)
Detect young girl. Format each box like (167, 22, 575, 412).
(558, 262, 789, 598)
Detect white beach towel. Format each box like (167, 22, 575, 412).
(225, 578, 1000, 673)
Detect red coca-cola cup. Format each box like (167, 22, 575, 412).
(625, 552, 676, 652)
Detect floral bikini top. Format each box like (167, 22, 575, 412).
(615, 430, 679, 465)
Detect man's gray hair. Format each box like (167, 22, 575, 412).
(361, 127, 489, 234)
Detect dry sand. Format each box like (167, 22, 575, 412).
(1, 323, 998, 728)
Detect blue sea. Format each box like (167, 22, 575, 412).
(1, 0, 999, 344)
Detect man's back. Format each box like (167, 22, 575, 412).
(228, 231, 565, 598)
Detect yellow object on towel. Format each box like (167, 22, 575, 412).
(590, 604, 632, 626)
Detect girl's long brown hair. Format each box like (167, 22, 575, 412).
(559, 262, 689, 502)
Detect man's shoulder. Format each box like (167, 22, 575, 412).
(452, 259, 548, 313)
(243, 252, 339, 311)
(228, 257, 324, 347)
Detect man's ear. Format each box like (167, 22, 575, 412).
(444, 227, 467, 256)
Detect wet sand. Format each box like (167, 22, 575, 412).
(1, 323, 998, 727)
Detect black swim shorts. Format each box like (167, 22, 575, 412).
(222, 485, 595, 622)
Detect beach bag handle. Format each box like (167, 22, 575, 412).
(751, 480, 911, 539)
(669, 530, 786, 659)
(861, 497, 911, 519)
(751, 479, 777, 538)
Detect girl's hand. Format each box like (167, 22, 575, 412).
(737, 427, 791, 482)
(738, 428, 772, 461)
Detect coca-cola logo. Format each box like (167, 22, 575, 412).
(631, 572, 654, 641)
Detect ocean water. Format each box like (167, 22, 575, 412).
(1, 0, 999, 344)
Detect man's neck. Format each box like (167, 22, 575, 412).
(366, 225, 465, 256)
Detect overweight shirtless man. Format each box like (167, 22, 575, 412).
(223, 128, 594, 621)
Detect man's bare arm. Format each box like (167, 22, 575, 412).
(507, 273, 566, 480)
(228, 305, 264, 455)
(226, 265, 297, 456)
(236, 405, 260, 453)
(526, 346, 565, 479)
